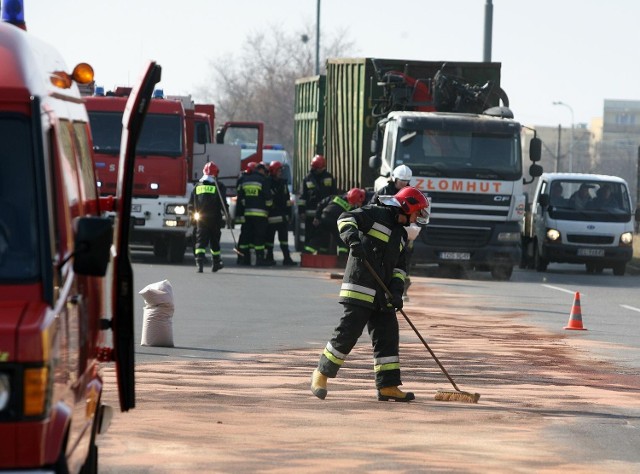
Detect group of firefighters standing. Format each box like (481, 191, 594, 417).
(189, 153, 431, 403)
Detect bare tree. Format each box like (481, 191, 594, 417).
(196, 25, 356, 153)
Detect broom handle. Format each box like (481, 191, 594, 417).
(362, 259, 461, 392)
(212, 176, 242, 253)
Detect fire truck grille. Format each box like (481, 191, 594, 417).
(567, 234, 614, 245)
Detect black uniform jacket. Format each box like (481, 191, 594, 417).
(336, 204, 408, 312)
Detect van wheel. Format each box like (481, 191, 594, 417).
(613, 263, 626, 276)
(491, 265, 513, 280)
(534, 245, 547, 272)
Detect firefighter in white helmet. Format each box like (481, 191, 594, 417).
(369, 164, 413, 204)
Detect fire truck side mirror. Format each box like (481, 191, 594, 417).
(73, 216, 113, 276)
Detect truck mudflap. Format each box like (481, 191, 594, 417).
(111, 61, 162, 412)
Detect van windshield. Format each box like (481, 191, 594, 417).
(0, 116, 40, 281)
(546, 180, 631, 221)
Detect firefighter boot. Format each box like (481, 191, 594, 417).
(377, 386, 415, 402)
(310, 369, 328, 400)
(196, 256, 205, 273)
(255, 249, 270, 267)
(212, 257, 224, 272)
(265, 248, 276, 266)
(282, 247, 297, 266)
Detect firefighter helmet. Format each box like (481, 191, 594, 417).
(392, 164, 412, 182)
(269, 160, 283, 176)
(346, 188, 366, 206)
(310, 154, 326, 170)
(245, 161, 258, 173)
(394, 186, 429, 224)
(203, 161, 219, 177)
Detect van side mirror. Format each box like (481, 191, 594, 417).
(369, 154, 381, 170)
(635, 207, 640, 222)
(73, 216, 113, 276)
(529, 137, 542, 162)
(196, 125, 207, 145)
(538, 194, 550, 208)
(215, 126, 225, 144)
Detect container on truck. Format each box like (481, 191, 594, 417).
(521, 172, 640, 275)
(293, 58, 542, 279)
(0, 2, 160, 470)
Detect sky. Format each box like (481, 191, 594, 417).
(21, 0, 640, 129)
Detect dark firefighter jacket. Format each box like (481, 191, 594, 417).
(314, 194, 352, 227)
(237, 171, 272, 219)
(268, 176, 292, 224)
(336, 204, 407, 312)
(188, 179, 227, 226)
(369, 181, 397, 205)
(298, 169, 337, 217)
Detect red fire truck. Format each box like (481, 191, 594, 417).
(86, 92, 265, 262)
(0, 2, 159, 471)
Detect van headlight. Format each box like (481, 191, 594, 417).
(620, 232, 633, 245)
(497, 231, 520, 242)
(166, 204, 186, 215)
(546, 229, 561, 241)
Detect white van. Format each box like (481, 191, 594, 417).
(522, 172, 640, 275)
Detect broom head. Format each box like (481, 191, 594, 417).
(434, 389, 480, 403)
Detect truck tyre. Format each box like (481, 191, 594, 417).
(613, 263, 626, 276)
(491, 265, 513, 280)
(153, 239, 168, 259)
(167, 235, 186, 263)
(534, 245, 548, 272)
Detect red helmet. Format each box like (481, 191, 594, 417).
(245, 162, 258, 173)
(393, 186, 430, 224)
(269, 160, 283, 176)
(346, 188, 365, 206)
(310, 154, 326, 170)
(203, 161, 219, 177)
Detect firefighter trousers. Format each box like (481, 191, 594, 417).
(317, 303, 401, 389)
(195, 219, 221, 261)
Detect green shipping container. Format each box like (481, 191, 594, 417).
(294, 58, 503, 194)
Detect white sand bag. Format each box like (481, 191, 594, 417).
(139, 279, 175, 347)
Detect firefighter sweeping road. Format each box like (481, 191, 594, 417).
(94, 231, 640, 473)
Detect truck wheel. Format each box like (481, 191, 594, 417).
(167, 236, 186, 263)
(491, 265, 513, 280)
(613, 263, 626, 276)
(153, 239, 168, 258)
(534, 245, 547, 272)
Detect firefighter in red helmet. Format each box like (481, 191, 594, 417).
(265, 160, 297, 265)
(306, 188, 366, 257)
(188, 161, 227, 273)
(311, 186, 429, 402)
(298, 154, 336, 253)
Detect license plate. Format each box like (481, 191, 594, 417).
(577, 248, 605, 257)
(440, 252, 471, 260)
(131, 204, 142, 213)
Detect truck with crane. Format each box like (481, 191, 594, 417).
(294, 58, 542, 279)
(0, 1, 160, 471)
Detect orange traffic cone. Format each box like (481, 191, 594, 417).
(564, 292, 587, 330)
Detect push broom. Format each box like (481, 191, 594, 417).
(363, 260, 480, 403)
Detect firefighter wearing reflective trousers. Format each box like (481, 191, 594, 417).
(236, 162, 273, 266)
(307, 188, 366, 256)
(310, 186, 430, 402)
(265, 161, 297, 266)
(298, 154, 337, 252)
(188, 162, 227, 273)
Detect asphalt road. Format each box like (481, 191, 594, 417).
(96, 230, 640, 473)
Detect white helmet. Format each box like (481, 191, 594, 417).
(392, 164, 412, 182)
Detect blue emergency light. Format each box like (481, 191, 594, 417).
(153, 89, 164, 99)
(1, 0, 25, 25)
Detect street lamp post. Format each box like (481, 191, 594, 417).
(553, 101, 574, 172)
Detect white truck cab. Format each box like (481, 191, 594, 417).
(522, 172, 640, 275)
